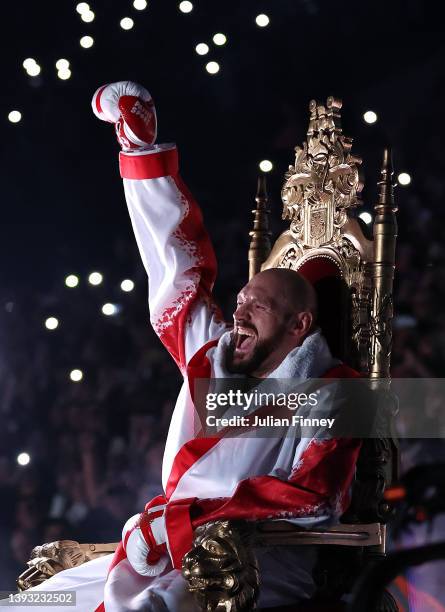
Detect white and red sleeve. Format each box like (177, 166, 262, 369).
(119, 146, 227, 371)
(163, 437, 362, 569)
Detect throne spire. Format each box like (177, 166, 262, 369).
(248, 175, 272, 279)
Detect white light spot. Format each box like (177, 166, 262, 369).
(88, 272, 103, 286)
(359, 211, 373, 224)
(65, 274, 79, 288)
(55, 59, 70, 70)
(45, 317, 59, 330)
(179, 1, 193, 13)
(255, 14, 270, 27)
(8, 111, 22, 123)
(398, 172, 411, 186)
(120, 17, 134, 30)
(133, 0, 147, 9)
(259, 159, 273, 172)
(80, 35, 94, 48)
(76, 2, 90, 15)
(26, 63, 41, 77)
(195, 43, 209, 56)
(81, 9, 95, 22)
(23, 58, 37, 70)
(70, 369, 84, 382)
(206, 61, 220, 75)
(58, 68, 72, 80)
(102, 303, 118, 316)
(17, 453, 30, 466)
(120, 279, 135, 292)
(363, 110, 378, 124)
(213, 33, 227, 46)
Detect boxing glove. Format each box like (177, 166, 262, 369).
(92, 81, 157, 151)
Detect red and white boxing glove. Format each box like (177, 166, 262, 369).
(92, 81, 157, 151)
(122, 498, 169, 577)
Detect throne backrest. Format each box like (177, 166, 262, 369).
(249, 96, 398, 379)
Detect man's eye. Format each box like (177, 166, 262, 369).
(255, 303, 266, 310)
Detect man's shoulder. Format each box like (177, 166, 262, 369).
(322, 363, 361, 379)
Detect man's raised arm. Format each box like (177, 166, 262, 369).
(92, 81, 227, 371)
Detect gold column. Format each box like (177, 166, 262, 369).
(370, 148, 398, 380)
(248, 175, 271, 279)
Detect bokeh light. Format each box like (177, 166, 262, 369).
(259, 160, 273, 172)
(206, 61, 220, 75)
(88, 272, 103, 285)
(8, 111, 22, 123)
(76, 2, 90, 15)
(120, 17, 134, 30)
(398, 172, 411, 186)
(55, 59, 70, 70)
(70, 369, 84, 382)
(213, 33, 227, 46)
(363, 110, 378, 124)
(17, 453, 30, 466)
(80, 35, 94, 48)
(102, 303, 118, 316)
(255, 14, 270, 27)
(58, 68, 72, 80)
(359, 211, 373, 224)
(179, 1, 193, 13)
(120, 279, 135, 292)
(81, 9, 95, 22)
(45, 317, 59, 330)
(65, 274, 79, 288)
(195, 43, 209, 56)
(133, 0, 147, 9)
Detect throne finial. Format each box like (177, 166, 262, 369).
(370, 147, 398, 380)
(248, 175, 272, 279)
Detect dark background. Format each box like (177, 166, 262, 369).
(1, 0, 445, 597)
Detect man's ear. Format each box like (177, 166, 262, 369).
(289, 311, 313, 337)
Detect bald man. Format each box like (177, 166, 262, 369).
(17, 83, 361, 611)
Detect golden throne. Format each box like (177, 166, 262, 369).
(181, 97, 399, 611)
(18, 97, 399, 611)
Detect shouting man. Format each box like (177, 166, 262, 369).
(17, 82, 362, 611)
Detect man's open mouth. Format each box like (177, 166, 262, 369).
(233, 326, 257, 356)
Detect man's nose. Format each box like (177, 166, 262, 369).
(233, 302, 251, 322)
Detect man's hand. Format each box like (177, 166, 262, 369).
(92, 81, 157, 151)
(122, 501, 169, 576)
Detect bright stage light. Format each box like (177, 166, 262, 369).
(17, 452, 30, 466)
(70, 369, 83, 382)
(255, 14, 270, 27)
(23, 58, 37, 70)
(88, 272, 103, 285)
(359, 211, 373, 224)
(213, 33, 227, 46)
(120, 17, 134, 30)
(120, 279, 135, 292)
(179, 1, 193, 13)
(8, 111, 22, 123)
(26, 63, 41, 77)
(259, 159, 273, 172)
(45, 317, 59, 330)
(80, 35, 94, 48)
(206, 61, 220, 74)
(76, 2, 90, 15)
(363, 110, 377, 124)
(81, 9, 95, 22)
(195, 43, 209, 56)
(133, 0, 147, 9)
(398, 172, 411, 186)
(58, 68, 72, 80)
(102, 303, 118, 316)
(65, 274, 79, 288)
(55, 59, 70, 70)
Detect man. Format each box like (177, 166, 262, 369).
(16, 82, 361, 611)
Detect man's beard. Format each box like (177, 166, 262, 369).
(225, 327, 286, 376)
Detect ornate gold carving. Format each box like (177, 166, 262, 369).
(248, 176, 272, 279)
(282, 97, 363, 249)
(182, 521, 259, 611)
(17, 541, 118, 592)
